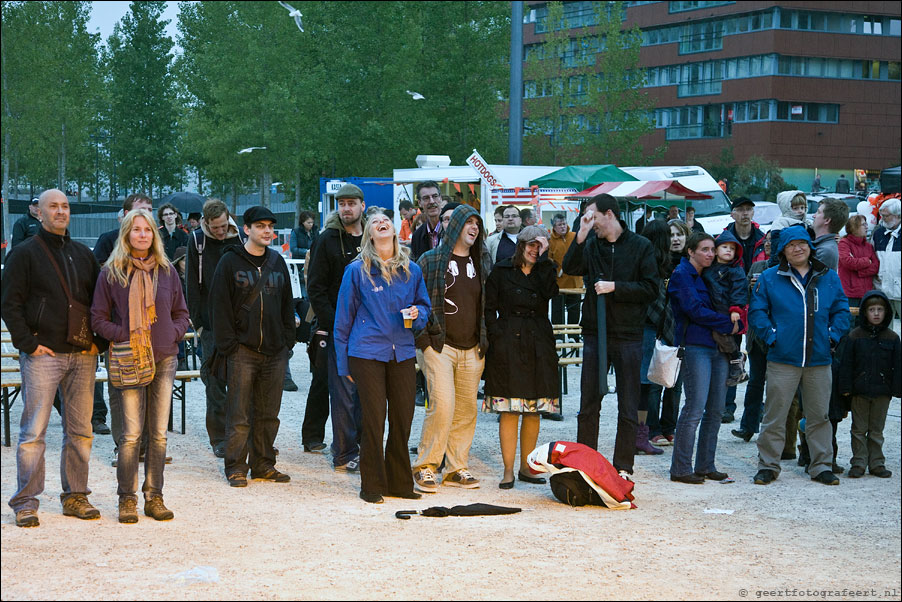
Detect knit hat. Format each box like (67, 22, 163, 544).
(335, 183, 364, 200)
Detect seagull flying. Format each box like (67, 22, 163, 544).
(238, 146, 267, 154)
(406, 90, 426, 100)
(278, 1, 304, 32)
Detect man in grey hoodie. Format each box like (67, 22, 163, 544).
(186, 199, 247, 458)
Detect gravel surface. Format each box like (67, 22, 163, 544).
(2, 351, 900, 600)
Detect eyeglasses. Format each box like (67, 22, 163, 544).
(162, 212, 176, 217)
(420, 193, 442, 202)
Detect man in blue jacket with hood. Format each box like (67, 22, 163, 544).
(749, 225, 849, 486)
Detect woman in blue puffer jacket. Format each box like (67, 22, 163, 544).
(334, 211, 431, 504)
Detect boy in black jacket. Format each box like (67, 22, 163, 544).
(837, 290, 900, 479)
(211, 206, 295, 487)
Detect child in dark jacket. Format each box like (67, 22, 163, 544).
(837, 290, 900, 478)
(702, 231, 749, 386)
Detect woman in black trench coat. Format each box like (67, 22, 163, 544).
(484, 226, 560, 489)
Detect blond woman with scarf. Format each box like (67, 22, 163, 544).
(91, 208, 189, 523)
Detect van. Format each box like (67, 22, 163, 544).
(620, 166, 732, 235)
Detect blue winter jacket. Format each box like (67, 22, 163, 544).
(668, 257, 735, 349)
(334, 258, 431, 376)
(749, 226, 849, 367)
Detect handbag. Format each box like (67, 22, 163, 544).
(646, 292, 689, 389)
(34, 236, 94, 350)
(108, 341, 156, 388)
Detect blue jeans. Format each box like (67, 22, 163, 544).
(738, 343, 768, 434)
(225, 345, 289, 476)
(671, 345, 729, 477)
(9, 352, 96, 512)
(116, 355, 177, 500)
(327, 337, 361, 467)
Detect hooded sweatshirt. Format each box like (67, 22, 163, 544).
(416, 204, 493, 356)
(749, 225, 849, 367)
(185, 215, 245, 330)
(209, 244, 295, 356)
(836, 289, 900, 398)
(771, 190, 810, 230)
(307, 211, 365, 333)
(702, 230, 749, 330)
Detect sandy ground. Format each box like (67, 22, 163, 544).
(2, 350, 900, 601)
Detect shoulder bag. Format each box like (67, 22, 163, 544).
(34, 236, 93, 350)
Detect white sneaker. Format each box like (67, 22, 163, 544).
(618, 470, 634, 482)
(443, 469, 480, 489)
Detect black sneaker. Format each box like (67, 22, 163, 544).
(303, 443, 327, 453)
(251, 467, 291, 482)
(731, 429, 753, 442)
(283, 378, 299, 392)
(542, 413, 564, 421)
(848, 466, 865, 478)
(359, 490, 384, 504)
(415, 389, 426, 407)
(753, 469, 777, 485)
(227, 473, 247, 488)
(212, 442, 226, 458)
(870, 467, 892, 479)
(92, 421, 111, 435)
(670, 473, 705, 484)
(698, 470, 729, 481)
(721, 413, 734, 424)
(812, 470, 839, 485)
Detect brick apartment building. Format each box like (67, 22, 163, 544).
(521, 1, 901, 189)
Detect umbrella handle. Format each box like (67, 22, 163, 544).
(395, 510, 418, 520)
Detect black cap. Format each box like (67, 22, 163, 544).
(243, 206, 277, 226)
(30, 197, 39, 205)
(731, 196, 754, 209)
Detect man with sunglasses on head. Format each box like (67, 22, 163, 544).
(410, 181, 445, 261)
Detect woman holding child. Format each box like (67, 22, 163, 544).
(667, 232, 739, 484)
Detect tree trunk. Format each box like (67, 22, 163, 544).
(59, 122, 67, 189)
(295, 171, 302, 217)
(262, 165, 271, 208)
(2, 130, 10, 254)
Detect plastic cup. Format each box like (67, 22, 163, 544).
(401, 308, 413, 328)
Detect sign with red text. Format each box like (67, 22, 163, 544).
(466, 149, 504, 189)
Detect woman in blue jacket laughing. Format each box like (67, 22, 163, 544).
(334, 211, 431, 504)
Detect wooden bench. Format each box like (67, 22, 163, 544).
(1, 331, 202, 447)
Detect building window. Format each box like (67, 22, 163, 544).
(669, 1, 733, 13)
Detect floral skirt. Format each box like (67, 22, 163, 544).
(482, 396, 560, 414)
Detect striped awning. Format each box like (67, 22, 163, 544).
(573, 180, 712, 200)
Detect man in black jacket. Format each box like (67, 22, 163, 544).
(307, 183, 366, 471)
(1, 189, 106, 527)
(185, 198, 246, 458)
(563, 193, 659, 478)
(410, 181, 444, 261)
(10, 198, 42, 249)
(211, 206, 295, 487)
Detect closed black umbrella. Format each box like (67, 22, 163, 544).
(395, 504, 521, 519)
(160, 191, 205, 215)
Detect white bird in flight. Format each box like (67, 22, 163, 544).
(238, 146, 267, 154)
(278, 1, 304, 32)
(406, 90, 426, 100)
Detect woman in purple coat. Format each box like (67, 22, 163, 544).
(91, 209, 189, 524)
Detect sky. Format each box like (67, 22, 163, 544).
(87, 1, 181, 45)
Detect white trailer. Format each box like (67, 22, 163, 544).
(391, 155, 577, 232)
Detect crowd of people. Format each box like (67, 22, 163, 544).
(2, 184, 899, 526)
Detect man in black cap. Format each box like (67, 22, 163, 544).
(307, 183, 366, 471)
(11, 198, 42, 249)
(721, 196, 766, 424)
(210, 206, 295, 487)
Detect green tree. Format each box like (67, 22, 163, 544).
(731, 155, 787, 202)
(581, 1, 661, 165)
(107, 0, 180, 196)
